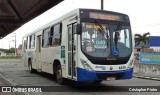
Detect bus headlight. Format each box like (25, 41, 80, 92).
(127, 59, 134, 69)
(80, 59, 93, 71)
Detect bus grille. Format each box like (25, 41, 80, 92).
(96, 72, 124, 80)
(90, 59, 128, 65)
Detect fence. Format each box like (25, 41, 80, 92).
(134, 52, 160, 76)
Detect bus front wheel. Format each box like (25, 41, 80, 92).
(56, 65, 65, 84)
(93, 80, 103, 84)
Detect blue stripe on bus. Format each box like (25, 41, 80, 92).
(77, 67, 133, 81)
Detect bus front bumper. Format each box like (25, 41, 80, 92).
(77, 67, 133, 82)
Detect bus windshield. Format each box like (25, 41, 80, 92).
(81, 22, 132, 58)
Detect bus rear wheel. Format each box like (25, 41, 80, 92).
(28, 60, 36, 73)
(56, 65, 65, 84)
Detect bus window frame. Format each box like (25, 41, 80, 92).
(42, 27, 51, 48)
(50, 23, 62, 47)
(30, 34, 35, 49)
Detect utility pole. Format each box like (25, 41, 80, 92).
(12, 33, 16, 56)
(101, 0, 103, 10)
(15, 33, 16, 56)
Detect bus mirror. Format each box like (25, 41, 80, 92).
(76, 24, 81, 34)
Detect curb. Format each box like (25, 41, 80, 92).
(133, 75, 160, 81)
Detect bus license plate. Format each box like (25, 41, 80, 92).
(106, 77, 116, 80)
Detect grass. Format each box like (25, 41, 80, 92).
(0, 56, 21, 59)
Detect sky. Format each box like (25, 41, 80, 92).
(1, 0, 160, 49)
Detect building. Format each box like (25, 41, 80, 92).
(135, 36, 160, 52)
(0, 48, 6, 56)
(149, 36, 160, 50)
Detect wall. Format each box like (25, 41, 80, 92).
(134, 52, 160, 76)
(134, 64, 160, 76)
(0, 51, 6, 56)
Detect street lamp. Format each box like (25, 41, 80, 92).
(12, 33, 16, 56)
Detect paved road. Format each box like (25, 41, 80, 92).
(0, 59, 160, 95)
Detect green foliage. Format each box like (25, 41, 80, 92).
(0, 56, 21, 59)
(4, 48, 15, 54)
(18, 44, 22, 49)
(135, 32, 150, 48)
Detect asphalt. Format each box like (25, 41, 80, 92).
(0, 60, 27, 95)
(0, 74, 17, 95)
(0, 59, 160, 95)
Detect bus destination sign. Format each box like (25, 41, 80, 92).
(89, 12, 122, 21)
(86, 24, 107, 29)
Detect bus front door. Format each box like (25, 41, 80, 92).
(36, 35, 42, 71)
(68, 23, 77, 79)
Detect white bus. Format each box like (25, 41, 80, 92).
(22, 9, 134, 84)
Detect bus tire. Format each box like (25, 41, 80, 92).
(56, 65, 65, 85)
(28, 60, 36, 73)
(93, 80, 103, 84)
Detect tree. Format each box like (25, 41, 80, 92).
(18, 44, 22, 49)
(135, 32, 150, 49)
(4, 48, 15, 54)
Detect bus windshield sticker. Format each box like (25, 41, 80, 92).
(86, 42, 93, 52)
(112, 48, 119, 57)
(61, 46, 65, 58)
(94, 39, 107, 49)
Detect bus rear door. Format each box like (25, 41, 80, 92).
(36, 35, 42, 71)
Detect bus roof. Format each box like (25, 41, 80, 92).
(23, 8, 128, 38)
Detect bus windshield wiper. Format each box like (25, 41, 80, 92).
(94, 20, 109, 40)
(114, 23, 121, 49)
(94, 20, 109, 57)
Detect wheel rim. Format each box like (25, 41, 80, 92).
(57, 69, 62, 80)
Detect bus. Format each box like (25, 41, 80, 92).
(22, 8, 134, 84)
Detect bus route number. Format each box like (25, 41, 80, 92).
(94, 40, 107, 48)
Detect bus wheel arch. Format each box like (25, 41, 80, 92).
(53, 60, 61, 74)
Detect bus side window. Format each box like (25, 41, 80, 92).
(51, 23, 62, 46)
(29, 36, 32, 49)
(26, 37, 29, 49)
(42, 27, 50, 48)
(30, 34, 35, 49)
(28, 34, 35, 49)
